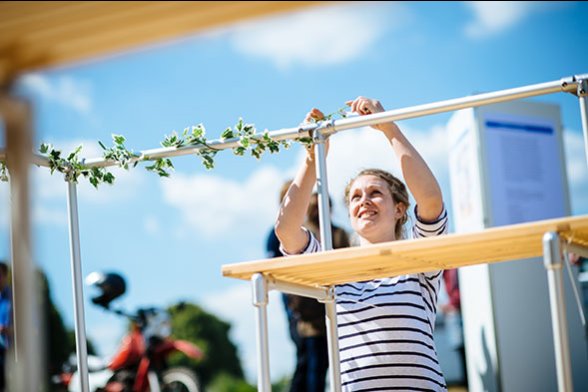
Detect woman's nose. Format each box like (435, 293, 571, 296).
(359, 194, 371, 205)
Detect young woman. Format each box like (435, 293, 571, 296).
(275, 97, 448, 391)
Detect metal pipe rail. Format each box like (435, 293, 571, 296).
(329, 75, 584, 134)
(1, 74, 584, 169)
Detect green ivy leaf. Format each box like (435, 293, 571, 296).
(40, 143, 50, 154)
(239, 137, 250, 148)
(113, 134, 126, 145)
(221, 128, 234, 140)
(67, 145, 82, 161)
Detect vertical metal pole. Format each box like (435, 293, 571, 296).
(313, 132, 333, 251)
(251, 273, 271, 392)
(67, 180, 90, 392)
(577, 79, 588, 171)
(543, 232, 573, 392)
(313, 130, 341, 391)
(2, 95, 43, 392)
(323, 287, 341, 392)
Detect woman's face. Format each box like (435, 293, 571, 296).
(347, 174, 405, 244)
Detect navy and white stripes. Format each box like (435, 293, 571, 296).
(288, 206, 449, 391)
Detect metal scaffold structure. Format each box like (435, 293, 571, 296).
(221, 74, 588, 392)
(1, 73, 588, 391)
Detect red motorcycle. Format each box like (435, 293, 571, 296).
(55, 272, 203, 392)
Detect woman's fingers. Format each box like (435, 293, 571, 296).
(348, 97, 370, 114)
(304, 108, 325, 123)
(347, 96, 384, 116)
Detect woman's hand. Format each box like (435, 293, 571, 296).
(346, 96, 398, 134)
(302, 108, 329, 160)
(304, 108, 325, 123)
(346, 96, 384, 116)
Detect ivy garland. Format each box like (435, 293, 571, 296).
(0, 107, 348, 188)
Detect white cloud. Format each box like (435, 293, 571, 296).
(201, 283, 294, 383)
(463, 1, 554, 39)
(18, 73, 92, 114)
(43, 139, 145, 205)
(77, 167, 146, 205)
(32, 203, 68, 227)
(160, 166, 286, 238)
(230, 2, 406, 69)
(30, 169, 147, 227)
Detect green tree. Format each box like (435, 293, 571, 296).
(271, 377, 291, 392)
(208, 372, 256, 392)
(167, 302, 244, 389)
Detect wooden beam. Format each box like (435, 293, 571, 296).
(0, 1, 325, 84)
(222, 214, 588, 287)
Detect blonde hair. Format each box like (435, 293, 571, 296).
(344, 168, 410, 239)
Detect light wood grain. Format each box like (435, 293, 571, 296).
(222, 215, 588, 287)
(0, 1, 324, 83)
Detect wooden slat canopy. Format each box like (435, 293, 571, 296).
(222, 214, 588, 287)
(0, 1, 323, 84)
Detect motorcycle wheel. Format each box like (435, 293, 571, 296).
(161, 367, 200, 392)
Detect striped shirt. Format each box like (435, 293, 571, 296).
(289, 206, 449, 391)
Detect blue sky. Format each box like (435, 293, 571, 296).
(1, 1, 588, 382)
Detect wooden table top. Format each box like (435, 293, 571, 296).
(222, 214, 588, 287)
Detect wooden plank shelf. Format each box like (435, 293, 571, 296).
(222, 214, 588, 287)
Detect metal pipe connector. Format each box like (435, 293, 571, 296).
(318, 286, 336, 304)
(578, 79, 588, 97)
(314, 119, 336, 141)
(544, 232, 563, 270)
(251, 273, 268, 307)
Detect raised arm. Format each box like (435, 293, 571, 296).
(347, 97, 444, 221)
(274, 108, 325, 254)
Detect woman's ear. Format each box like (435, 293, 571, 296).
(394, 202, 407, 219)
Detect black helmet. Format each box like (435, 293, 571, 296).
(85, 272, 126, 308)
